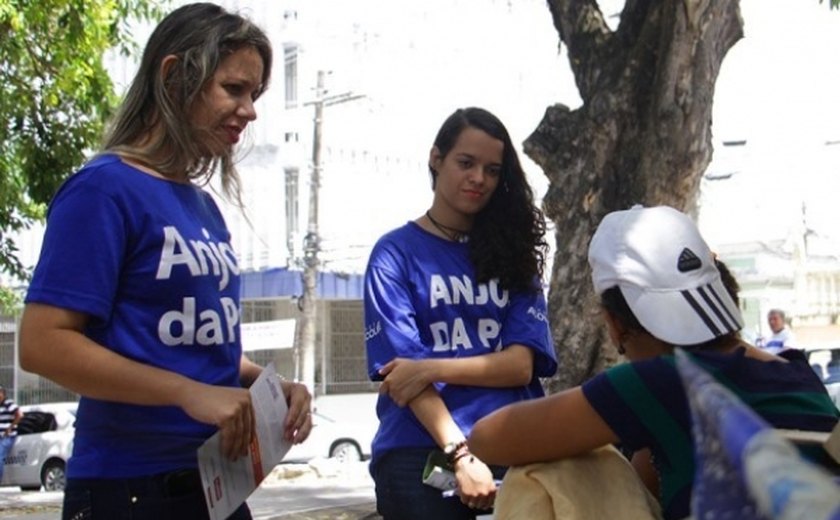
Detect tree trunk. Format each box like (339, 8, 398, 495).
(528, 0, 743, 392)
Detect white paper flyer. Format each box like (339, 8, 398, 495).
(198, 363, 293, 520)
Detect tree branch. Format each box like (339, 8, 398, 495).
(546, 0, 613, 101)
(614, 0, 657, 46)
(638, 0, 743, 208)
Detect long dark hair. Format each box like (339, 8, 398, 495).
(430, 107, 547, 293)
(103, 3, 272, 205)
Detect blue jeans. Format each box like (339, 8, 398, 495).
(0, 435, 16, 482)
(372, 448, 506, 520)
(62, 470, 252, 520)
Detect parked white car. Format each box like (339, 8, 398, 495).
(1, 401, 77, 491)
(283, 393, 379, 463)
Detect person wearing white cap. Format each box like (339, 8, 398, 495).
(468, 205, 839, 520)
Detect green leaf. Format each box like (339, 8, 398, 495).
(0, 0, 167, 283)
(0, 284, 22, 315)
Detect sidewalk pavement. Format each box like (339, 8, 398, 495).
(267, 502, 380, 520)
(0, 488, 61, 517)
(0, 460, 381, 519)
(253, 460, 379, 519)
(0, 490, 380, 520)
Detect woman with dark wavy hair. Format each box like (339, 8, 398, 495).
(364, 107, 558, 519)
(19, 4, 311, 519)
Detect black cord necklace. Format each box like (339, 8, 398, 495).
(425, 210, 470, 243)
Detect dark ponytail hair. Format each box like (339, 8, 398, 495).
(600, 286, 738, 349)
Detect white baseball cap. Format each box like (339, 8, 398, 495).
(588, 205, 743, 345)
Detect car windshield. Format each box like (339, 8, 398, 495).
(17, 412, 57, 435)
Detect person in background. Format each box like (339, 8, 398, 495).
(761, 308, 798, 354)
(18, 4, 311, 519)
(468, 205, 838, 520)
(364, 107, 558, 519)
(0, 385, 22, 484)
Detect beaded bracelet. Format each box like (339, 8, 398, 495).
(451, 447, 473, 466)
(444, 440, 472, 466)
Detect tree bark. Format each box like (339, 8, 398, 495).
(529, 0, 743, 392)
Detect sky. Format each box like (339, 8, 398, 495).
(712, 0, 840, 145)
(698, 0, 840, 251)
(303, 0, 840, 269)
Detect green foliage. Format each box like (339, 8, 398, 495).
(822, 0, 840, 9)
(0, 284, 21, 315)
(0, 0, 166, 282)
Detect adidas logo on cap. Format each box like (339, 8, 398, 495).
(589, 205, 745, 345)
(677, 248, 702, 272)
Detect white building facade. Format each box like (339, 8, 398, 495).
(5, 0, 840, 352)
(209, 0, 570, 277)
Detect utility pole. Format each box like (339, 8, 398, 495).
(296, 71, 364, 394)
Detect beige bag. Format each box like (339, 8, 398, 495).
(493, 445, 663, 520)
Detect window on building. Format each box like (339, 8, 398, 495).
(284, 44, 298, 109)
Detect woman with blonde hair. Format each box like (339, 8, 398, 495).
(19, 4, 311, 519)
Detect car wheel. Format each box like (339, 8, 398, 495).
(41, 459, 66, 492)
(329, 440, 362, 463)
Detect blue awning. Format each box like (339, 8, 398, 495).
(240, 267, 363, 300)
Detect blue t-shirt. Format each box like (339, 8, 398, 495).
(582, 348, 839, 520)
(364, 222, 558, 465)
(25, 154, 243, 478)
